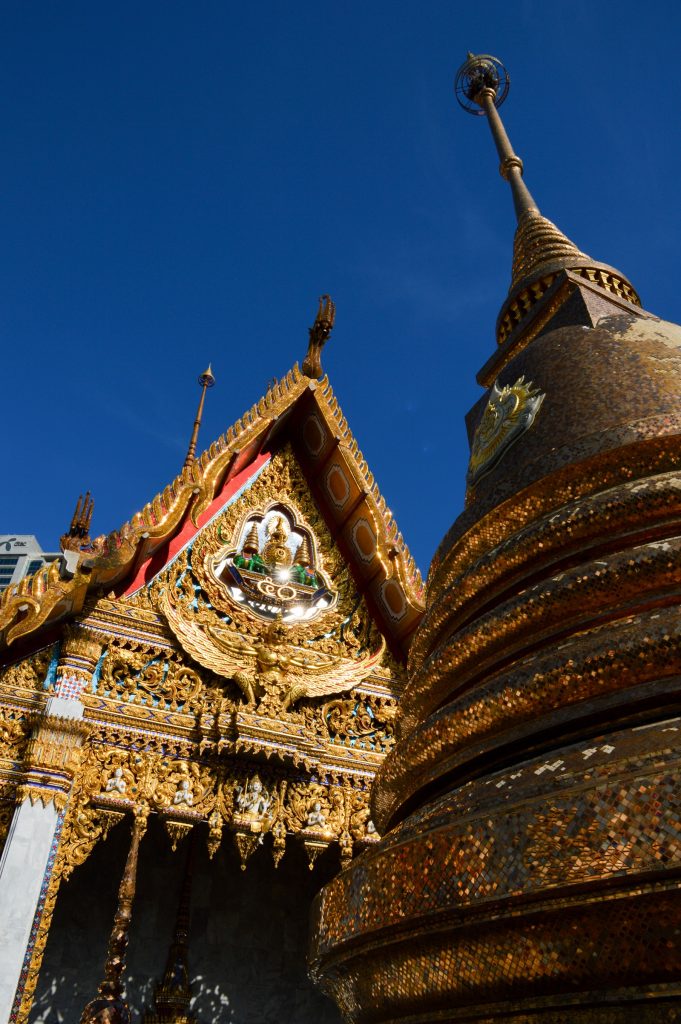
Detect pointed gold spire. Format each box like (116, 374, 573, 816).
(184, 365, 216, 470)
(511, 209, 591, 291)
(454, 54, 638, 304)
(242, 522, 261, 556)
(294, 535, 312, 567)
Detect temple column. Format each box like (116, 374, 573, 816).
(0, 627, 102, 1023)
(0, 696, 87, 1021)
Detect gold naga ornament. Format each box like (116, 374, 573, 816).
(467, 374, 545, 485)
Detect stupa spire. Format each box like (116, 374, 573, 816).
(455, 53, 640, 368)
(454, 53, 591, 292)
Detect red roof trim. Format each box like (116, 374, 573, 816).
(120, 450, 272, 597)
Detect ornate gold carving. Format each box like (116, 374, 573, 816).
(324, 693, 397, 754)
(149, 452, 386, 725)
(164, 819, 194, 851)
(96, 646, 204, 715)
(0, 704, 31, 763)
(162, 590, 384, 714)
(206, 809, 223, 858)
(271, 819, 287, 867)
(60, 804, 125, 880)
(467, 376, 545, 485)
(0, 645, 54, 696)
(18, 712, 90, 810)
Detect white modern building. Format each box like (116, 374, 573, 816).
(0, 535, 60, 592)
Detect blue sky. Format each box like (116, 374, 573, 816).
(2, 2, 679, 575)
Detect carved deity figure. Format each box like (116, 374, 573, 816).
(236, 776, 271, 820)
(173, 777, 194, 807)
(105, 767, 127, 794)
(306, 800, 327, 829)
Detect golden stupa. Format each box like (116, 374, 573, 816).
(310, 54, 681, 1022)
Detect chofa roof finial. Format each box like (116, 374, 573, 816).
(61, 491, 94, 552)
(302, 295, 336, 379)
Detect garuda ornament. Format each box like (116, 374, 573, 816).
(467, 375, 545, 485)
(161, 590, 384, 713)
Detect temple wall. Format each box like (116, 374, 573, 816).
(29, 816, 341, 1023)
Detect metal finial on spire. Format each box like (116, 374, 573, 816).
(183, 364, 216, 470)
(302, 295, 336, 379)
(454, 53, 537, 221)
(454, 52, 640, 347)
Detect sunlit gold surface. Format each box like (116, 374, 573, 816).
(0, 362, 423, 653)
(0, 433, 405, 1022)
(311, 307, 681, 1020)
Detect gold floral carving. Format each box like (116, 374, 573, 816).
(0, 645, 54, 697)
(96, 645, 204, 715)
(164, 819, 194, 851)
(60, 804, 125, 880)
(0, 705, 31, 763)
(17, 713, 90, 810)
(324, 693, 397, 754)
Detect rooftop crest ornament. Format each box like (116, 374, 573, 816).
(302, 295, 335, 379)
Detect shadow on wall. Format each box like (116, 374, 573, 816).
(29, 816, 341, 1023)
